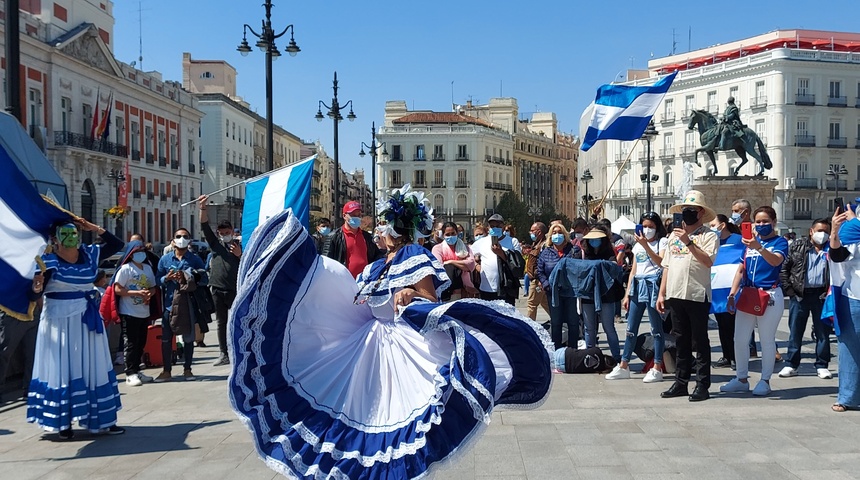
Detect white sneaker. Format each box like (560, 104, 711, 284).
(605, 365, 631, 380)
(643, 368, 663, 383)
(125, 374, 143, 387)
(137, 372, 154, 383)
(577, 340, 587, 350)
(778, 366, 798, 378)
(817, 368, 833, 379)
(719, 378, 751, 393)
(752, 380, 771, 396)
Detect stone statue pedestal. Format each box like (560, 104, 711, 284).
(692, 176, 778, 218)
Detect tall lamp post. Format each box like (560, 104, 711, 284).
(237, 0, 300, 172)
(827, 164, 849, 207)
(641, 120, 659, 213)
(106, 168, 126, 236)
(580, 169, 593, 218)
(316, 72, 356, 219)
(359, 121, 387, 210)
(528, 206, 538, 224)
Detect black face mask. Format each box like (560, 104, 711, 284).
(682, 207, 700, 225)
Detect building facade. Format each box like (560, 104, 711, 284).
(1, 1, 205, 247)
(578, 29, 860, 230)
(300, 141, 334, 222)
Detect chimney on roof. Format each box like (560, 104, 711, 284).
(466, 100, 472, 108)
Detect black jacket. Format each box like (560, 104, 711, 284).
(321, 227, 382, 266)
(780, 238, 829, 297)
(200, 221, 240, 292)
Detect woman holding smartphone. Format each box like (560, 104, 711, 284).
(722, 206, 789, 396)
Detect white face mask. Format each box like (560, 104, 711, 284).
(174, 236, 191, 249)
(811, 231, 829, 245)
(642, 227, 656, 240)
(574, 233, 584, 240)
(219, 234, 233, 243)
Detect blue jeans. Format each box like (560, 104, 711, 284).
(581, 301, 620, 361)
(621, 297, 664, 364)
(836, 295, 860, 406)
(549, 295, 580, 350)
(786, 289, 831, 369)
(523, 273, 530, 296)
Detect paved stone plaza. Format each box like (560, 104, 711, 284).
(1, 301, 858, 480)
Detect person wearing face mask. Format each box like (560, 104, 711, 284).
(156, 228, 207, 382)
(708, 214, 744, 370)
(472, 214, 519, 305)
(113, 242, 157, 387)
(472, 223, 487, 243)
(197, 195, 241, 366)
(606, 212, 669, 382)
(722, 206, 789, 397)
(312, 218, 333, 253)
(503, 224, 522, 253)
(525, 222, 550, 321)
(729, 198, 751, 226)
(778, 218, 834, 379)
(657, 190, 719, 402)
(321, 201, 383, 278)
(431, 222, 477, 301)
(579, 226, 624, 361)
(537, 224, 581, 349)
(569, 218, 588, 250)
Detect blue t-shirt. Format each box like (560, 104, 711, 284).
(744, 235, 789, 288)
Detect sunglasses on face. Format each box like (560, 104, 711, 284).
(175, 234, 190, 239)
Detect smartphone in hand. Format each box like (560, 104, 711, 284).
(672, 213, 683, 229)
(741, 222, 753, 240)
(835, 197, 845, 213)
(635, 224, 643, 236)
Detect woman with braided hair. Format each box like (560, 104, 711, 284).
(229, 184, 553, 479)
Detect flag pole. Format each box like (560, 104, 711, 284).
(592, 139, 641, 217)
(179, 154, 317, 207)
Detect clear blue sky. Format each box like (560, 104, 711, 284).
(113, 0, 858, 174)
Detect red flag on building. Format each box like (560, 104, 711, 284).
(90, 88, 101, 140)
(97, 91, 113, 140)
(119, 159, 129, 208)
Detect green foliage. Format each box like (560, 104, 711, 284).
(493, 193, 573, 244)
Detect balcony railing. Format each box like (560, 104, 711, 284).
(856, 97, 860, 108)
(854, 180, 860, 190)
(485, 154, 492, 162)
(455, 181, 470, 188)
(484, 182, 512, 191)
(680, 110, 692, 121)
(188, 162, 196, 173)
(795, 177, 819, 189)
(53, 131, 128, 158)
(827, 96, 848, 107)
(749, 96, 768, 108)
(200, 161, 206, 174)
(146, 153, 154, 164)
(856, 139, 860, 149)
(659, 148, 675, 159)
(172, 195, 179, 203)
(432, 155, 445, 161)
(159, 193, 167, 202)
(659, 113, 675, 124)
(390, 155, 403, 161)
(680, 147, 695, 157)
(455, 154, 469, 161)
(431, 182, 446, 188)
(794, 211, 812, 220)
(413, 156, 426, 162)
(795, 135, 816, 147)
(171, 160, 180, 170)
(707, 104, 719, 114)
(158, 156, 167, 167)
(795, 93, 815, 105)
(389, 181, 404, 188)
(413, 182, 427, 188)
(132, 190, 141, 199)
(656, 186, 675, 196)
(147, 192, 154, 200)
(826, 179, 848, 190)
(560, 175, 569, 181)
(827, 137, 848, 148)
(131, 149, 141, 161)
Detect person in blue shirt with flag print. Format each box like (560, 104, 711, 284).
(709, 214, 744, 370)
(723, 206, 789, 397)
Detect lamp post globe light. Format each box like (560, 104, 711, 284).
(641, 120, 659, 213)
(106, 168, 126, 236)
(237, 0, 300, 172)
(827, 164, 849, 206)
(580, 168, 593, 218)
(359, 121, 388, 210)
(316, 71, 356, 220)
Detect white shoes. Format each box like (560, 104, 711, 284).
(643, 368, 663, 383)
(605, 365, 631, 380)
(752, 380, 772, 396)
(720, 378, 751, 393)
(817, 368, 833, 379)
(125, 374, 143, 387)
(778, 366, 798, 378)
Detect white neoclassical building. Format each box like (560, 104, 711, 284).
(578, 29, 860, 231)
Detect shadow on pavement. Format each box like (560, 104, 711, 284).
(49, 420, 231, 459)
(0, 428, 13, 435)
(771, 385, 838, 400)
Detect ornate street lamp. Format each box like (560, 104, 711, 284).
(316, 72, 356, 219)
(106, 168, 126, 236)
(359, 121, 388, 210)
(827, 164, 849, 207)
(580, 168, 593, 218)
(641, 120, 659, 213)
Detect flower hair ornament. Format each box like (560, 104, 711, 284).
(375, 183, 434, 241)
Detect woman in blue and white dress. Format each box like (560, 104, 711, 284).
(229, 184, 553, 479)
(27, 219, 125, 439)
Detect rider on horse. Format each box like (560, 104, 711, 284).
(719, 97, 745, 150)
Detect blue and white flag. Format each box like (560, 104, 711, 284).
(0, 143, 73, 319)
(580, 71, 677, 152)
(822, 217, 860, 335)
(242, 155, 316, 245)
(710, 234, 745, 314)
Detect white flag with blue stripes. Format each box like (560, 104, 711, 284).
(580, 71, 677, 152)
(242, 155, 316, 245)
(710, 234, 745, 314)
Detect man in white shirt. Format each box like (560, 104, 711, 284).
(113, 247, 157, 387)
(472, 214, 518, 305)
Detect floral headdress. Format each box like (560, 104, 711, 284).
(375, 183, 434, 241)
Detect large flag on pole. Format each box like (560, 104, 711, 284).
(710, 233, 745, 314)
(580, 71, 677, 151)
(96, 91, 113, 140)
(242, 155, 317, 245)
(90, 88, 101, 141)
(0, 142, 74, 319)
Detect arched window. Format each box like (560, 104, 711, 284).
(434, 194, 444, 212)
(457, 194, 467, 211)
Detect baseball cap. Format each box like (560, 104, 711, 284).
(342, 201, 362, 215)
(487, 213, 504, 223)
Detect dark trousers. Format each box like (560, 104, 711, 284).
(162, 312, 194, 371)
(714, 312, 736, 361)
(122, 314, 149, 375)
(0, 312, 39, 391)
(479, 290, 516, 306)
(667, 298, 711, 388)
(212, 288, 236, 356)
(549, 295, 580, 350)
(786, 289, 831, 369)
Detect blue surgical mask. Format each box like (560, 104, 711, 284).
(729, 212, 743, 224)
(489, 227, 503, 237)
(318, 226, 331, 236)
(551, 233, 564, 245)
(474, 234, 485, 241)
(502, 230, 509, 237)
(444, 235, 458, 245)
(347, 216, 361, 229)
(457, 232, 464, 239)
(132, 251, 147, 264)
(755, 224, 773, 237)
(588, 239, 603, 249)
(530, 233, 538, 242)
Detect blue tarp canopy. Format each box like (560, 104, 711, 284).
(0, 111, 69, 208)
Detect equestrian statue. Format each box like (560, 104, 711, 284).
(686, 97, 772, 176)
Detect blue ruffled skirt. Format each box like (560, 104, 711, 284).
(228, 211, 553, 479)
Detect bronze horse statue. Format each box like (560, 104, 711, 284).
(687, 109, 772, 176)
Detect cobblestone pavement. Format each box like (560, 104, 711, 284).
(1, 299, 857, 480)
